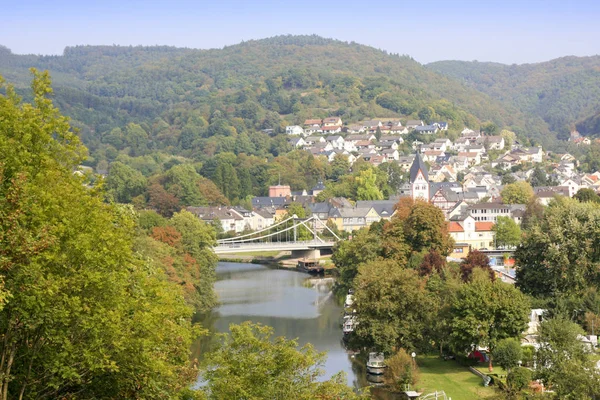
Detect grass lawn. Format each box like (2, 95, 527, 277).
(415, 355, 498, 399)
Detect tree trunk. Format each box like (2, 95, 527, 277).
(1, 342, 16, 400)
(488, 356, 493, 372)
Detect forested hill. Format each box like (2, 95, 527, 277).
(0, 35, 552, 149)
(427, 56, 600, 138)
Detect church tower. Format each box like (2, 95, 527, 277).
(409, 152, 430, 200)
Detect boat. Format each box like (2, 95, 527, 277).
(366, 352, 387, 375)
(366, 372, 385, 384)
(344, 294, 354, 307)
(297, 259, 324, 274)
(342, 316, 357, 335)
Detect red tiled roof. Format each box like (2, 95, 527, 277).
(322, 125, 342, 131)
(475, 222, 494, 232)
(448, 221, 464, 232)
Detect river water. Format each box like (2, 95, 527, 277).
(193, 261, 368, 388)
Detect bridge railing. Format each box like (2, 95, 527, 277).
(214, 239, 336, 248)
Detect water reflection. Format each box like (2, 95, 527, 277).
(194, 262, 356, 386)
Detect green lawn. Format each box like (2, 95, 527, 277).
(415, 355, 498, 399)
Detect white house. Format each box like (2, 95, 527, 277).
(285, 125, 304, 135)
(288, 137, 306, 147)
(326, 135, 346, 150)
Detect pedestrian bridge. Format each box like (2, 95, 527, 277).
(213, 215, 341, 257)
(214, 240, 336, 254)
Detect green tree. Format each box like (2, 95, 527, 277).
(213, 161, 240, 200)
(574, 188, 600, 203)
(384, 349, 419, 390)
(123, 122, 149, 156)
(418, 106, 436, 123)
(0, 71, 197, 399)
(492, 216, 521, 248)
(500, 129, 517, 148)
(501, 181, 534, 204)
(164, 163, 205, 206)
(507, 367, 531, 394)
(516, 197, 600, 299)
(329, 154, 350, 181)
(450, 271, 529, 371)
(493, 338, 522, 373)
(105, 161, 147, 203)
(501, 174, 516, 185)
(332, 228, 381, 291)
(170, 210, 218, 311)
(353, 260, 432, 353)
(529, 166, 548, 187)
(536, 317, 600, 399)
(481, 121, 498, 135)
(355, 168, 384, 200)
(401, 200, 454, 255)
(201, 322, 368, 400)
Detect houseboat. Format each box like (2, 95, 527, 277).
(366, 352, 386, 375)
(297, 259, 324, 274)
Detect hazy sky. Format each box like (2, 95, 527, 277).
(2, 0, 599, 64)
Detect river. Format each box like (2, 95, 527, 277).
(193, 261, 369, 388)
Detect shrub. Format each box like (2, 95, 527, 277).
(507, 367, 532, 393)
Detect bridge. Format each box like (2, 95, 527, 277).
(213, 215, 342, 257)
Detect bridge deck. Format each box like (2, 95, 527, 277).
(214, 240, 336, 254)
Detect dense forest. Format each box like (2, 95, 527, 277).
(0, 35, 553, 155)
(428, 56, 600, 138)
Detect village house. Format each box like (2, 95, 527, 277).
(328, 206, 380, 233)
(187, 206, 247, 234)
(303, 124, 323, 135)
(429, 164, 457, 182)
(534, 186, 570, 206)
(406, 120, 424, 129)
(326, 135, 345, 150)
(381, 148, 400, 161)
(483, 135, 505, 150)
(285, 125, 304, 135)
(422, 150, 445, 163)
(304, 136, 326, 146)
(415, 124, 439, 135)
(322, 125, 342, 134)
(467, 203, 526, 224)
(346, 124, 366, 134)
(323, 116, 343, 127)
(288, 137, 306, 148)
(448, 215, 495, 250)
(458, 152, 481, 166)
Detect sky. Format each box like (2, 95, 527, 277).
(1, 0, 599, 64)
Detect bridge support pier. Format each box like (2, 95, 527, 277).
(291, 249, 321, 260)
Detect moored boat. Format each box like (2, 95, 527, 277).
(366, 352, 386, 375)
(296, 259, 324, 274)
(342, 316, 357, 335)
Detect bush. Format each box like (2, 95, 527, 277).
(521, 345, 535, 367)
(507, 367, 532, 393)
(384, 349, 419, 390)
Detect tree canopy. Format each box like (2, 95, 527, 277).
(0, 71, 199, 399)
(201, 322, 368, 400)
